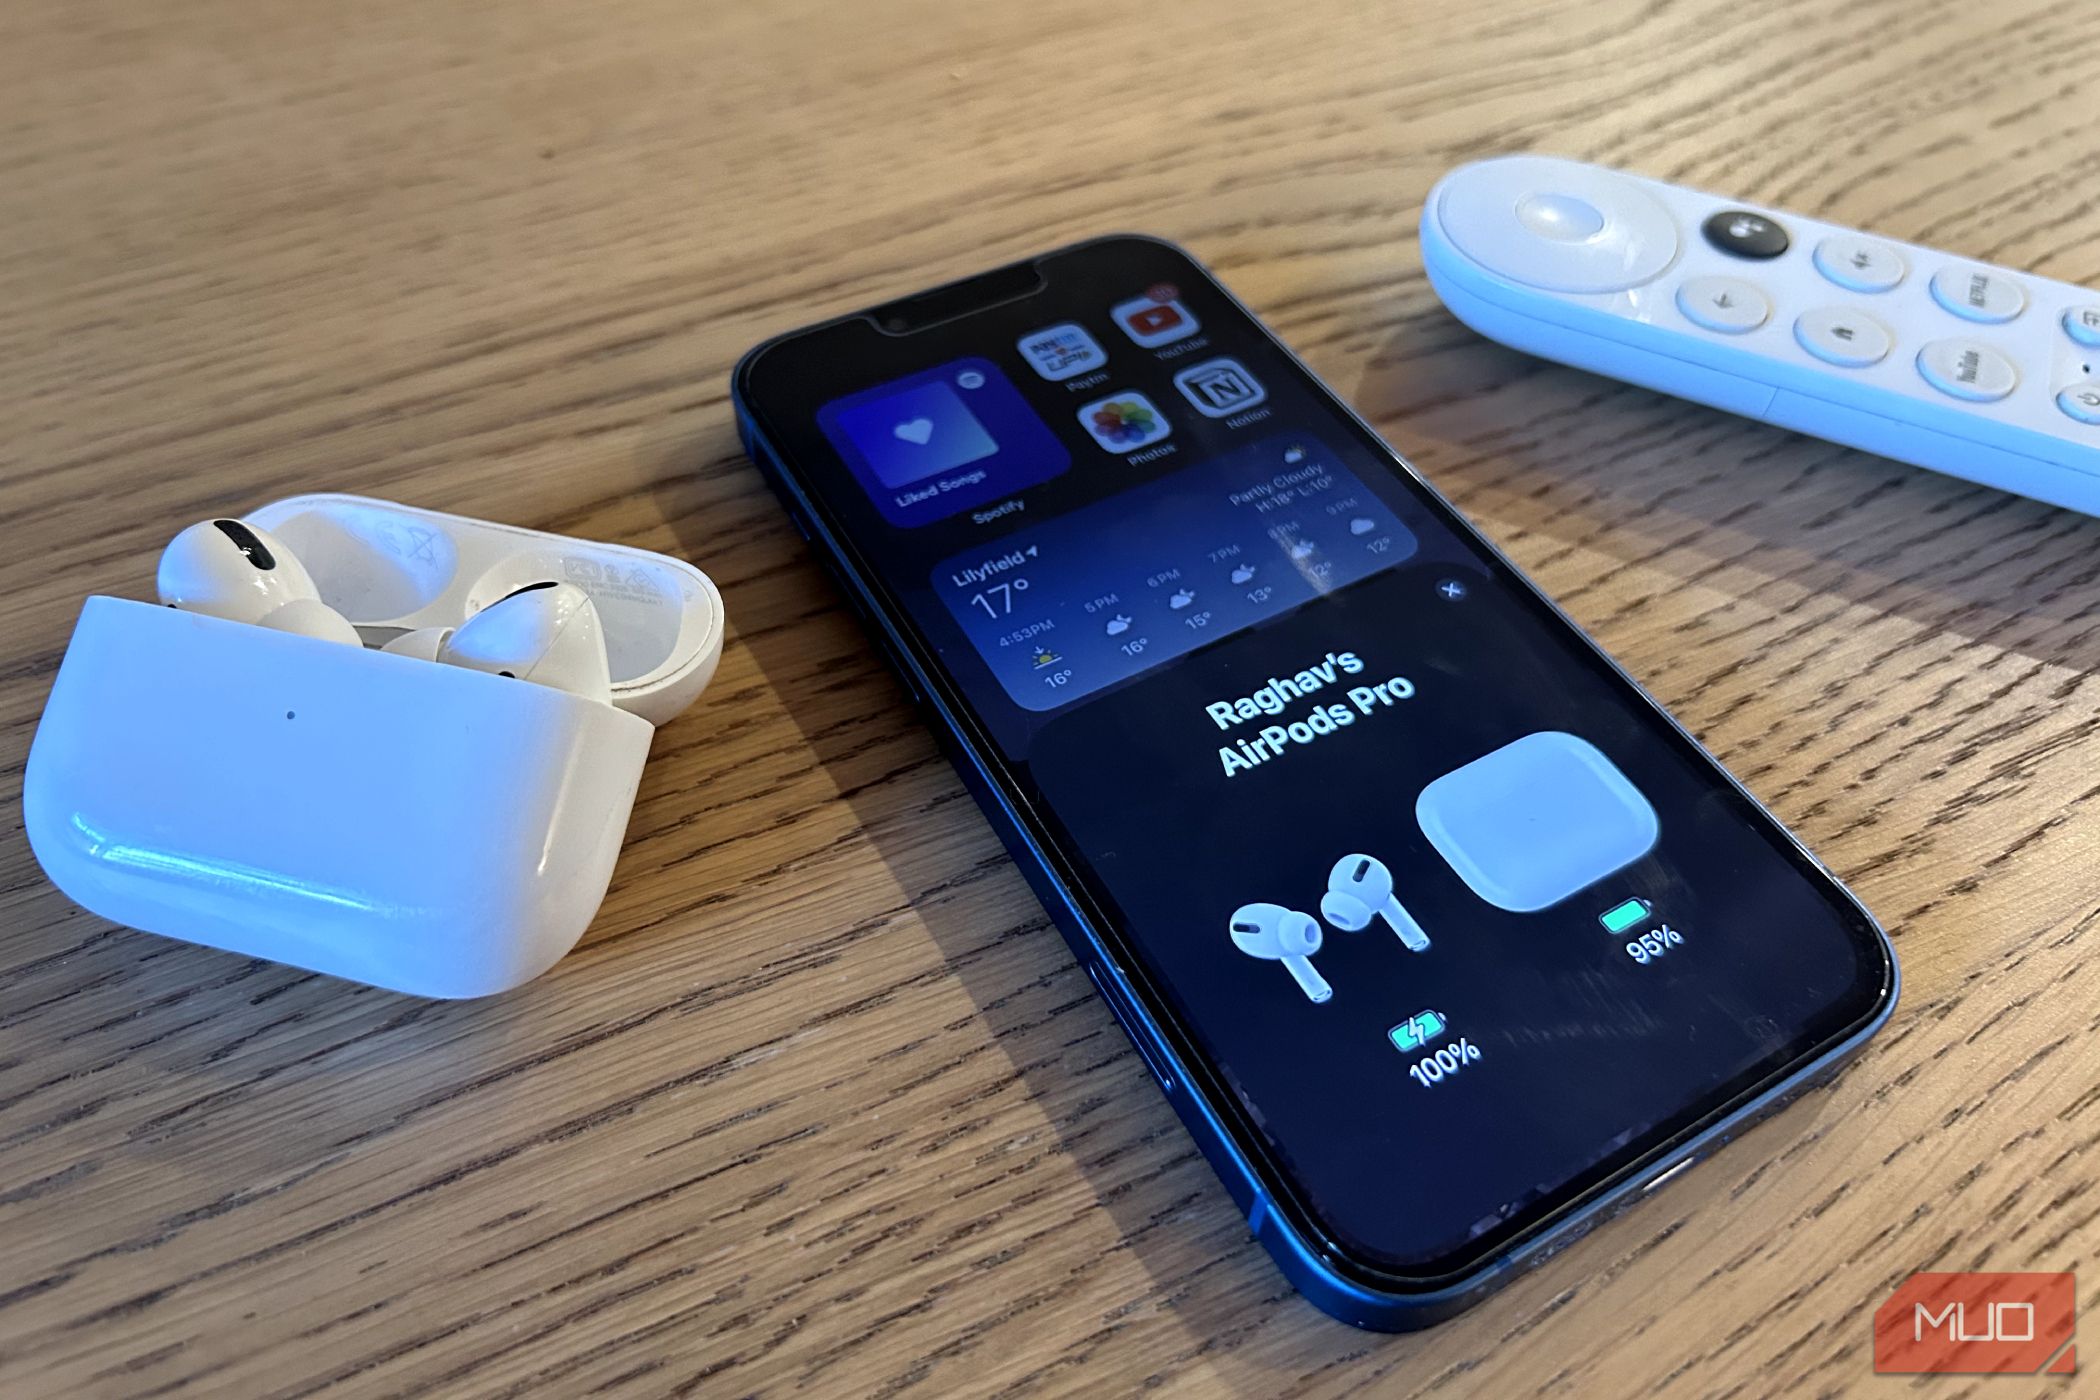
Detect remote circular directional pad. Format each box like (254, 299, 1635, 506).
(1434, 156, 1679, 294)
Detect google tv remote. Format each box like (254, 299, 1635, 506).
(1420, 155, 2100, 516)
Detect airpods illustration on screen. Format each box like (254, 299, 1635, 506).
(157, 519, 361, 646)
(1229, 902, 1333, 1004)
(1321, 853, 1430, 952)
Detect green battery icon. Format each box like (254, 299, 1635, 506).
(1388, 1010, 1448, 1054)
(1599, 897, 1652, 934)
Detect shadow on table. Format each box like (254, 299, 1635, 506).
(1349, 323, 2100, 678)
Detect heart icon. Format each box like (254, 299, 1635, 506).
(893, 418, 934, 445)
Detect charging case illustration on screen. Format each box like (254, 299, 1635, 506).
(1416, 731, 1658, 913)
(1320, 853, 1430, 951)
(1229, 902, 1332, 1003)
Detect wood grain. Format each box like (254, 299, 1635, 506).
(3, 0, 2097, 1394)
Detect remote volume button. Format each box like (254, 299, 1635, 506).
(2059, 382, 2100, 425)
(1701, 209, 1789, 259)
(2066, 306, 2100, 348)
(1794, 306, 1892, 367)
(1812, 235, 1906, 292)
(1930, 265, 2025, 323)
(1677, 276, 1771, 334)
(1434, 156, 1679, 293)
(1917, 339, 2018, 402)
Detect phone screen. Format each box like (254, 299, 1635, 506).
(735, 237, 1893, 1286)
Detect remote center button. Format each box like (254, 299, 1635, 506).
(1812, 235, 1906, 292)
(1701, 209, 1789, 259)
(1434, 155, 1679, 293)
(1794, 305, 1892, 367)
(1929, 265, 2025, 323)
(1516, 192, 1606, 242)
(2059, 382, 2100, 425)
(1677, 276, 1771, 333)
(1916, 339, 2018, 402)
(2066, 306, 2100, 348)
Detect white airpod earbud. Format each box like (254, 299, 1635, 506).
(1229, 902, 1332, 1003)
(157, 519, 360, 645)
(1320, 853, 1429, 952)
(436, 581, 611, 704)
(253, 597, 362, 646)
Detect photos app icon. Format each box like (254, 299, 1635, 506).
(1077, 392, 1172, 453)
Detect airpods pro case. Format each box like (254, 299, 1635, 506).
(23, 495, 725, 998)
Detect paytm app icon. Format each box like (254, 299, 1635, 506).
(819, 359, 1069, 527)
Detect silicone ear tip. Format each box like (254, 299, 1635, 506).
(1320, 891, 1367, 929)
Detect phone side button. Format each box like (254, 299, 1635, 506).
(1641, 1155, 1697, 1194)
(1086, 965, 1175, 1094)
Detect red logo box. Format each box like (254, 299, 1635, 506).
(1875, 1272, 2076, 1374)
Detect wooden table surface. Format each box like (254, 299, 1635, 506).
(4, 0, 2098, 1394)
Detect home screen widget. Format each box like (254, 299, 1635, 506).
(929, 434, 1415, 711)
(1077, 392, 1172, 453)
(1112, 289, 1200, 347)
(818, 358, 1070, 528)
(1017, 323, 1107, 381)
(1173, 357, 1267, 417)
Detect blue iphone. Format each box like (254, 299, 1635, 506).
(732, 236, 1897, 1329)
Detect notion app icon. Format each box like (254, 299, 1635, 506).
(819, 359, 1069, 527)
(1173, 357, 1266, 417)
(1416, 731, 1659, 912)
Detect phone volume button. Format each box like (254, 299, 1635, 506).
(1087, 964, 1175, 1093)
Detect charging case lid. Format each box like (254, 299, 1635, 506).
(246, 494, 723, 726)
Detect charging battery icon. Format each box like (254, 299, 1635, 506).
(1388, 1010, 1448, 1054)
(1599, 897, 1652, 934)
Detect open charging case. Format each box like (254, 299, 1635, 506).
(23, 495, 725, 998)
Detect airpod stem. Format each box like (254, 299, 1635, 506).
(1381, 895, 1431, 952)
(1283, 956, 1333, 1003)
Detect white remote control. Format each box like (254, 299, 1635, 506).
(1420, 155, 2100, 515)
